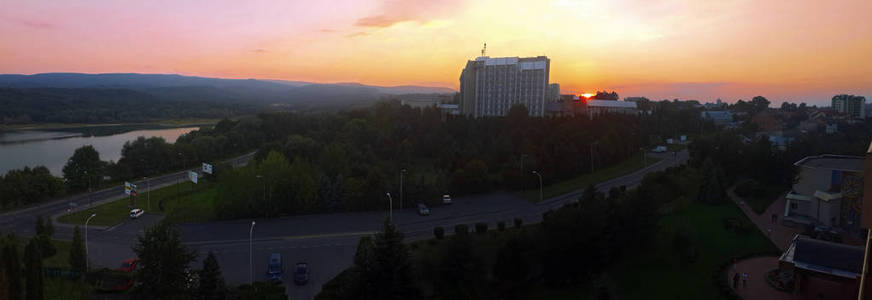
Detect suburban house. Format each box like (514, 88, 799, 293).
(784, 154, 865, 239)
(777, 234, 868, 298)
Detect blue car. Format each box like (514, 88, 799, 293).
(267, 253, 283, 281)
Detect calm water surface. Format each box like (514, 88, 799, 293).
(0, 127, 197, 175)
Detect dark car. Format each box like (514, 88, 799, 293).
(267, 253, 283, 281)
(417, 203, 430, 216)
(120, 258, 139, 272)
(294, 262, 309, 285)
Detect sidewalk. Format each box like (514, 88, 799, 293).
(727, 184, 801, 251)
(725, 183, 802, 300)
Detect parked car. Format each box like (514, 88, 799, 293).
(442, 194, 452, 205)
(294, 262, 309, 285)
(120, 258, 139, 272)
(129, 209, 144, 219)
(267, 253, 283, 281)
(417, 203, 430, 216)
(652, 146, 667, 153)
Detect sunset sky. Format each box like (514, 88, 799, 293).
(1, 0, 870, 104)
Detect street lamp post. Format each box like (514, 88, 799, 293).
(400, 169, 407, 210)
(85, 213, 96, 270)
(386, 192, 393, 223)
(249, 221, 256, 285)
(532, 171, 543, 203)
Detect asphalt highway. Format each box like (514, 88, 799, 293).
(0, 150, 687, 300)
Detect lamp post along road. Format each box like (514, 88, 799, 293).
(532, 171, 543, 203)
(386, 192, 393, 223)
(249, 221, 256, 285)
(85, 213, 96, 270)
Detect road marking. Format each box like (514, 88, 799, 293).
(184, 230, 377, 246)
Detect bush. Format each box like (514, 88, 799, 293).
(735, 180, 765, 198)
(475, 222, 488, 234)
(513, 218, 523, 229)
(454, 224, 469, 236)
(497, 221, 506, 231)
(434, 226, 445, 239)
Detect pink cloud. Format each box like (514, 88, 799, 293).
(354, 0, 466, 28)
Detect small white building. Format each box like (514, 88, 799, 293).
(585, 100, 639, 120)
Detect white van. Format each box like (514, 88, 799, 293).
(129, 209, 144, 219)
(442, 194, 452, 205)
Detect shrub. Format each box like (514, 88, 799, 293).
(434, 226, 445, 239)
(497, 221, 506, 231)
(475, 222, 488, 234)
(513, 218, 523, 229)
(454, 224, 469, 236)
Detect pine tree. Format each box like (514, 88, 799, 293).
(2, 233, 23, 300)
(33, 217, 55, 258)
(195, 252, 226, 300)
(370, 220, 417, 300)
(132, 222, 197, 299)
(24, 238, 43, 300)
(69, 226, 87, 275)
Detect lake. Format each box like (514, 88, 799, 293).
(0, 126, 199, 176)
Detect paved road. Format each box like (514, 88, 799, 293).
(0, 150, 686, 300)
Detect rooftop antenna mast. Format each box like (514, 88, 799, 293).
(481, 42, 487, 57)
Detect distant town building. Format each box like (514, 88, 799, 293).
(399, 94, 453, 108)
(592, 91, 619, 100)
(546, 83, 560, 103)
(785, 154, 864, 237)
(699, 111, 733, 126)
(585, 100, 638, 119)
(831, 94, 866, 119)
(436, 103, 460, 116)
(459, 54, 552, 117)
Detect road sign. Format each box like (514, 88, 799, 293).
(188, 171, 198, 184)
(124, 182, 137, 195)
(202, 163, 213, 174)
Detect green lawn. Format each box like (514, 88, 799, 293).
(604, 202, 778, 300)
(58, 180, 218, 226)
(521, 153, 660, 202)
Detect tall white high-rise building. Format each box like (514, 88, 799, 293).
(459, 55, 551, 117)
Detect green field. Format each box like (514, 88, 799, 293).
(604, 202, 778, 300)
(520, 153, 660, 202)
(58, 180, 218, 226)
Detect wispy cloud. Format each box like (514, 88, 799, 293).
(354, 0, 466, 28)
(252, 49, 268, 54)
(346, 31, 370, 38)
(1, 15, 56, 29)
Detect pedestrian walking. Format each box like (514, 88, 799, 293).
(733, 273, 740, 289)
(767, 228, 772, 236)
(772, 213, 777, 224)
(732, 258, 737, 271)
(742, 272, 748, 287)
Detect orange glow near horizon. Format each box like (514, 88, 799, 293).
(1, 0, 870, 104)
(581, 93, 594, 98)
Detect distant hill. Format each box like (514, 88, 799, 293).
(0, 73, 456, 124)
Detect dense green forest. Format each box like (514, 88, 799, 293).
(0, 99, 710, 213)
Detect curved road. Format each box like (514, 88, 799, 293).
(0, 150, 687, 299)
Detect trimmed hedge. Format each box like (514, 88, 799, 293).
(434, 226, 445, 239)
(475, 222, 488, 234)
(454, 224, 469, 236)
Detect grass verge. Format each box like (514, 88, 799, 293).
(604, 202, 778, 299)
(58, 180, 217, 226)
(521, 153, 660, 202)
